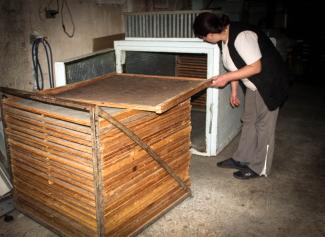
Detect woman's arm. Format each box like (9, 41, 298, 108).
(210, 59, 262, 87)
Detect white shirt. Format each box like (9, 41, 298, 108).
(222, 30, 262, 91)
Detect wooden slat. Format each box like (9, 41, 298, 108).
(48, 142, 92, 161)
(48, 148, 93, 167)
(47, 136, 92, 153)
(90, 106, 104, 237)
(45, 116, 91, 134)
(45, 126, 92, 146)
(47, 153, 94, 174)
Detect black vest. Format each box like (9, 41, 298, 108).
(227, 22, 289, 110)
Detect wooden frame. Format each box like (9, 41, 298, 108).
(42, 72, 210, 114)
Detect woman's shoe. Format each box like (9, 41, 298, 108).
(233, 167, 260, 180)
(216, 158, 247, 169)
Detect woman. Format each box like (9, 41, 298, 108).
(193, 12, 289, 179)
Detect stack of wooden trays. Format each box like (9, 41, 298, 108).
(1, 73, 208, 236)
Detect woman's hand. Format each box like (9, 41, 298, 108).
(230, 81, 240, 107)
(230, 92, 240, 107)
(210, 74, 229, 87)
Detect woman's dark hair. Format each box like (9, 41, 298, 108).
(193, 12, 230, 38)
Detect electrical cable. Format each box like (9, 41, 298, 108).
(61, 0, 75, 38)
(32, 37, 54, 90)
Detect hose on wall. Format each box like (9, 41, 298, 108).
(31, 37, 54, 90)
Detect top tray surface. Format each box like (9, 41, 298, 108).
(42, 73, 209, 113)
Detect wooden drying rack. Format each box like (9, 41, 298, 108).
(1, 72, 211, 236)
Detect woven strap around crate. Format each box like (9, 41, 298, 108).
(98, 107, 191, 194)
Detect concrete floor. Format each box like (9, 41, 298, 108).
(191, 109, 206, 152)
(1, 81, 324, 237)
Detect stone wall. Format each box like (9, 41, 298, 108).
(0, 0, 124, 90)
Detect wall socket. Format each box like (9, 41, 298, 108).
(45, 9, 58, 18)
(30, 31, 43, 44)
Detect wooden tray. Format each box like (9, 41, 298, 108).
(40, 73, 209, 113)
